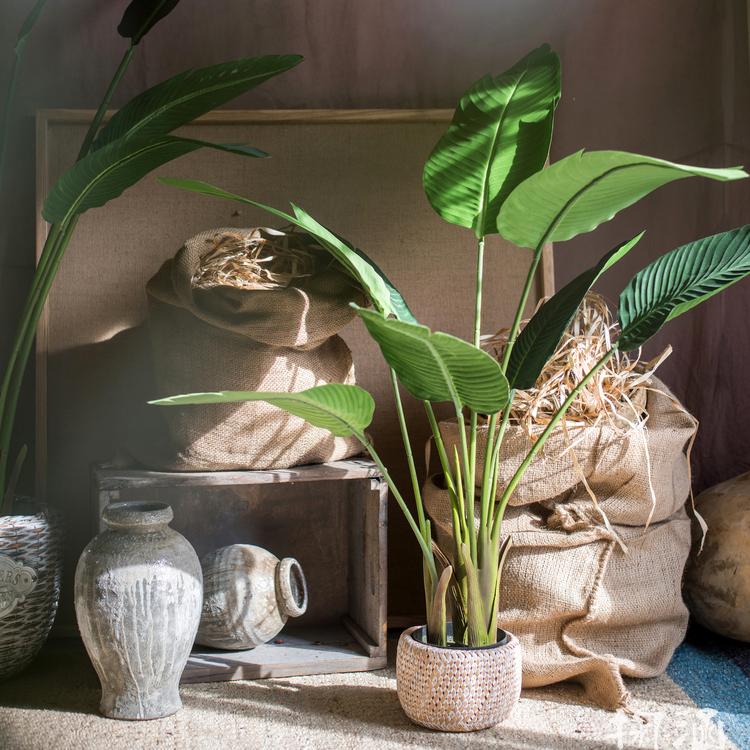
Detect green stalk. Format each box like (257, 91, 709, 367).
(77, 44, 135, 159)
(491, 349, 615, 541)
(358, 434, 438, 582)
(467, 236, 485, 549)
(389, 368, 427, 536)
(0, 220, 77, 509)
(500, 247, 544, 373)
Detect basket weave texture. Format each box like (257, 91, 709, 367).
(0, 507, 63, 680)
(396, 626, 522, 732)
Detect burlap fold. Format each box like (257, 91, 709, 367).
(145, 227, 364, 471)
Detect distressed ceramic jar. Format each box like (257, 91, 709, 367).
(197, 544, 307, 649)
(75, 501, 202, 720)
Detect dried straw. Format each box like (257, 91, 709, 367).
(191, 227, 319, 290)
(482, 293, 671, 438)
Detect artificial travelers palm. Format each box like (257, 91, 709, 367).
(0, 0, 303, 511)
(153, 44, 750, 647)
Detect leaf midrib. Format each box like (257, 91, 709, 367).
(476, 70, 526, 234)
(531, 160, 680, 253)
(103, 63, 286, 145)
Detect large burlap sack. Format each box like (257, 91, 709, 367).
(144, 227, 364, 471)
(425, 378, 696, 710)
(439, 377, 696, 527)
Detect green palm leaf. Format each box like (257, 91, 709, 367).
(355, 307, 509, 414)
(150, 384, 374, 439)
(498, 150, 747, 250)
(158, 178, 416, 322)
(423, 44, 560, 237)
(618, 225, 750, 350)
(42, 137, 265, 224)
(507, 233, 643, 388)
(118, 0, 181, 44)
(93, 55, 302, 149)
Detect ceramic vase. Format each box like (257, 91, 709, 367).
(396, 624, 522, 732)
(196, 544, 307, 649)
(75, 501, 202, 720)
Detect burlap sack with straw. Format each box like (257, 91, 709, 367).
(144, 226, 363, 471)
(425, 378, 696, 710)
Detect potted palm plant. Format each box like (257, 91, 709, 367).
(152, 44, 750, 731)
(0, 0, 301, 679)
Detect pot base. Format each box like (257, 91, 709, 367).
(396, 625, 522, 732)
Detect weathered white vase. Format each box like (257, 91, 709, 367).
(197, 544, 307, 649)
(75, 502, 202, 720)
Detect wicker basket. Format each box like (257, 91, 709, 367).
(396, 625, 522, 732)
(0, 501, 63, 680)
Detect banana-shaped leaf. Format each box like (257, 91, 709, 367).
(118, 0, 181, 44)
(42, 138, 265, 223)
(94, 55, 302, 149)
(356, 307, 510, 414)
(507, 232, 643, 388)
(150, 384, 374, 439)
(424, 45, 560, 237)
(158, 178, 416, 322)
(499, 150, 747, 250)
(618, 225, 750, 350)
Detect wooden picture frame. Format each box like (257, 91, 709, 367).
(36, 109, 553, 631)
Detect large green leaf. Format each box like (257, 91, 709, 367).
(424, 44, 560, 237)
(618, 225, 750, 350)
(150, 384, 374, 438)
(42, 137, 265, 223)
(507, 233, 643, 389)
(356, 307, 510, 414)
(498, 150, 747, 250)
(118, 0, 181, 44)
(158, 178, 416, 322)
(93, 55, 302, 149)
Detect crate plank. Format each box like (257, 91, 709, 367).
(182, 624, 386, 683)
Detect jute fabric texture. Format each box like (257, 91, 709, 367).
(396, 626, 522, 732)
(145, 227, 364, 470)
(425, 379, 696, 710)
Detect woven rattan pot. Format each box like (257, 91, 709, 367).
(0, 500, 63, 680)
(396, 625, 522, 732)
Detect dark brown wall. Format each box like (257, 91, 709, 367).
(1, 0, 748, 618)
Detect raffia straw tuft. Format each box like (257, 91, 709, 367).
(482, 292, 671, 438)
(191, 227, 319, 290)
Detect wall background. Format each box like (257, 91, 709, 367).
(1, 0, 749, 619)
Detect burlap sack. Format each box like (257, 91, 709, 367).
(145, 227, 364, 471)
(438, 378, 696, 527)
(425, 379, 696, 710)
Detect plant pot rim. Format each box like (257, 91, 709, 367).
(408, 623, 510, 651)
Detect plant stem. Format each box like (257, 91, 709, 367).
(473, 236, 485, 348)
(389, 368, 426, 536)
(500, 247, 543, 373)
(77, 44, 135, 159)
(491, 348, 616, 540)
(357, 433, 438, 582)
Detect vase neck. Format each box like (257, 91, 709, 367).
(102, 501, 173, 533)
(275, 557, 308, 618)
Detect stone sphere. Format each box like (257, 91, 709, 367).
(684, 472, 750, 642)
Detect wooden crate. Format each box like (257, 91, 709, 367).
(90, 459, 388, 683)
